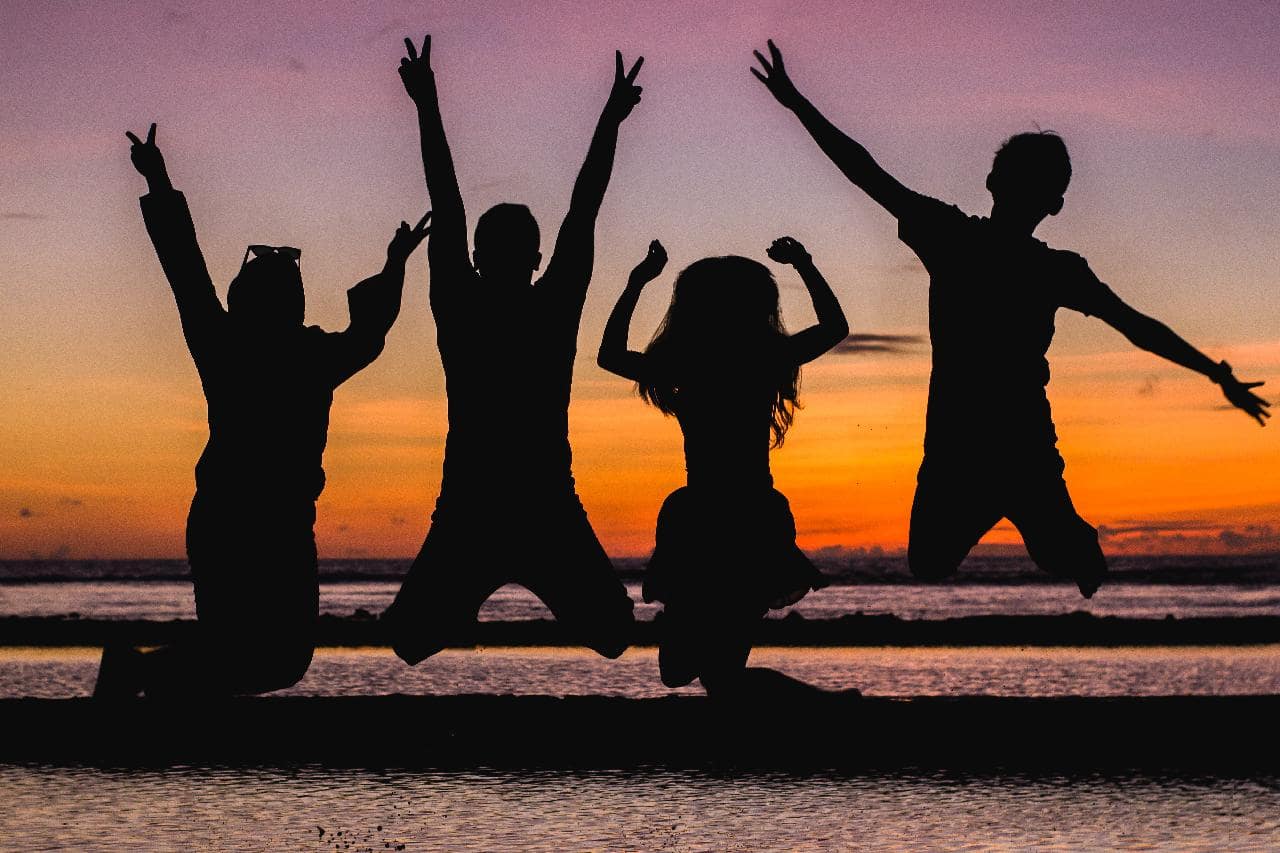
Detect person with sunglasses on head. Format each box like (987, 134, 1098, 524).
(381, 36, 642, 665)
(94, 123, 430, 698)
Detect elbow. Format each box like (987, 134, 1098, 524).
(829, 318, 851, 345)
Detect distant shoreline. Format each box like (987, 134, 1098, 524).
(2, 553, 1278, 585)
(4, 613, 1277, 648)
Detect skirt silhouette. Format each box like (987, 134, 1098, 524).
(644, 486, 827, 687)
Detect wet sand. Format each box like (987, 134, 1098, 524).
(2, 694, 1276, 771)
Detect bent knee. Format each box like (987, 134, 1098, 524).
(583, 607, 635, 660)
(658, 655, 698, 689)
(907, 545, 963, 582)
(239, 643, 314, 693)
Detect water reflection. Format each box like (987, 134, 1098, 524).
(2, 645, 1277, 699)
(2, 764, 1276, 850)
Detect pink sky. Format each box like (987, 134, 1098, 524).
(1, 1, 1277, 557)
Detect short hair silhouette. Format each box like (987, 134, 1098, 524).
(641, 256, 799, 447)
(227, 253, 305, 327)
(474, 203, 541, 276)
(988, 131, 1072, 207)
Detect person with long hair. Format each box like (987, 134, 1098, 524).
(598, 237, 850, 697)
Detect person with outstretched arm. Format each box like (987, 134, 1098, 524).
(382, 36, 643, 663)
(750, 41, 1269, 597)
(94, 124, 429, 698)
(598, 237, 855, 698)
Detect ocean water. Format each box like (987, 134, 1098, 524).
(3, 581, 1279, 623)
(4, 559, 1276, 850)
(2, 556, 1277, 623)
(1, 765, 1276, 850)
(3, 645, 1277, 700)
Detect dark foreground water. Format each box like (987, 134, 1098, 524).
(1, 765, 1276, 850)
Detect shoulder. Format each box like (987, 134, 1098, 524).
(900, 191, 967, 223)
(1044, 247, 1104, 289)
(1043, 248, 1120, 314)
(897, 193, 972, 252)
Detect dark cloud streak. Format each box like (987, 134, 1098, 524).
(832, 333, 926, 355)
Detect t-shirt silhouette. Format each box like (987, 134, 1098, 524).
(897, 193, 1121, 458)
(429, 249, 592, 502)
(140, 189, 400, 501)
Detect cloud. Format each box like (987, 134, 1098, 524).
(1096, 518, 1280, 554)
(1098, 519, 1217, 538)
(832, 333, 926, 355)
(2, 212, 47, 221)
(1218, 525, 1280, 551)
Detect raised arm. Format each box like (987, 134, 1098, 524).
(399, 35, 469, 279)
(767, 237, 850, 365)
(542, 51, 644, 298)
(751, 40, 917, 219)
(598, 239, 667, 382)
(127, 123, 225, 359)
(330, 212, 431, 386)
(1093, 297, 1270, 426)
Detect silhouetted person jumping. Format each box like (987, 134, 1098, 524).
(599, 238, 851, 697)
(94, 124, 428, 698)
(382, 36, 642, 662)
(751, 41, 1270, 597)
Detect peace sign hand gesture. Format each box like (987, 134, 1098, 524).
(399, 34, 435, 103)
(603, 50, 645, 123)
(124, 123, 171, 191)
(387, 211, 432, 263)
(750, 39, 802, 110)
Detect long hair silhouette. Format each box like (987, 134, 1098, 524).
(640, 256, 799, 448)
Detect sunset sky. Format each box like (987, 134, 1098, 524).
(1, 0, 1277, 559)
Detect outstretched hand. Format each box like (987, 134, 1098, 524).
(124, 123, 168, 186)
(387, 211, 432, 262)
(398, 34, 434, 102)
(766, 236, 811, 267)
(604, 50, 644, 122)
(1217, 362, 1271, 426)
(630, 239, 667, 284)
(750, 39, 801, 109)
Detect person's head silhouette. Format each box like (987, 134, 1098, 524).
(227, 246, 305, 331)
(986, 131, 1072, 225)
(643, 255, 798, 447)
(473, 203, 543, 286)
(660, 256, 783, 344)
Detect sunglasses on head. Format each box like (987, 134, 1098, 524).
(240, 244, 302, 272)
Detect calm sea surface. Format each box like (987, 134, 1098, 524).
(3, 558, 1276, 850)
(1, 765, 1276, 850)
(3, 580, 1278, 622)
(2, 645, 1277, 699)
